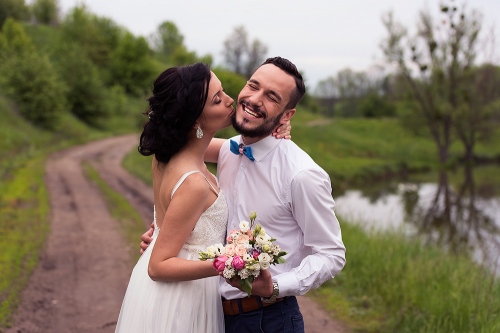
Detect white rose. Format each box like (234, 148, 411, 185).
(258, 253, 271, 270)
(256, 233, 272, 246)
(239, 220, 250, 233)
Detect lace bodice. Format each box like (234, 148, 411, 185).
(153, 171, 228, 254)
(183, 192, 228, 250)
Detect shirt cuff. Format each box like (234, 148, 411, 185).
(274, 271, 300, 297)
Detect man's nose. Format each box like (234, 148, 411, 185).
(247, 91, 264, 106)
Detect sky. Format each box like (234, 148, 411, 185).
(56, 0, 500, 90)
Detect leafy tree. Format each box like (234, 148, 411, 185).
(150, 20, 183, 62)
(60, 4, 123, 68)
(31, 0, 59, 25)
(0, 0, 29, 27)
(54, 43, 108, 126)
(455, 64, 500, 163)
(315, 69, 376, 117)
(381, 1, 495, 165)
(0, 19, 65, 128)
(109, 32, 156, 96)
(222, 26, 268, 78)
(0, 16, 33, 55)
(1, 51, 66, 128)
(359, 93, 396, 118)
(168, 44, 213, 66)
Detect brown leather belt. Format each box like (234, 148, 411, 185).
(222, 296, 285, 316)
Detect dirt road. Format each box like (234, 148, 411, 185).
(5, 134, 349, 333)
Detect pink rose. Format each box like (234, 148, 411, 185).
(236, 234, 250, 244)
(225, 244, 235, 256)
(235, 244, 247, 257)
(232, 256, 245, 270)
(213, 255, 228, 273)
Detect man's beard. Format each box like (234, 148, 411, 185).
(231, 108, 283, 138)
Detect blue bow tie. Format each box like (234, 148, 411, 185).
(229, 139, 255, 161)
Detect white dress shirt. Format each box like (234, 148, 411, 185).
(217, 135, 346, 300)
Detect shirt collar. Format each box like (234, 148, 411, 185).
(237, 135, 281, 162)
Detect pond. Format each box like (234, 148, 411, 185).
(333, 165, 500, 276)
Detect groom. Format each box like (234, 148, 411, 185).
(142, 57, 346, 333)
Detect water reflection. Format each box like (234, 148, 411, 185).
(334, 166, 500, 275)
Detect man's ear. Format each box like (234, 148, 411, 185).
(281, 109, 296, 123)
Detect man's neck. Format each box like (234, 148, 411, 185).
(241, 134, 269, 145)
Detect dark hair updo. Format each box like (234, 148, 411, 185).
(138, 63, 211, 163)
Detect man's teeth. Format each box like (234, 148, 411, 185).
(244, 106, 259, 117)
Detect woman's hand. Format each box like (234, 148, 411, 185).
(140, 222, 154, 254)
(272, 120, 292, 140)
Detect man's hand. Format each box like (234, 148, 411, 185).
(140, 222, 154, 254)
(224, 269, 274, 298)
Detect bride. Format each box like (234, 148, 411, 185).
(114, 63, 233, 333)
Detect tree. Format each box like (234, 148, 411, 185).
(315, 68, 376, 117)
(150, 20, 183, 62)
(168, 44, 213, 66)
(222, 26, 268, 78)
(109, 32, 156, 96)
(381, 1, 496, 165)
(31, 0, 59, 25)
(60, 4, 123, 68)
(0, 18, 66, 128)
(0, 16, 33, 55)
(455, 64, 500, 164)
(54, 43, 108, 126)
(0, 0, 29, 27)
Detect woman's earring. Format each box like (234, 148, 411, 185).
(196, 126, 203, 139)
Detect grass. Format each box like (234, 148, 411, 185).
(0, 156, 50, 327)
(309, 221, 500, 333)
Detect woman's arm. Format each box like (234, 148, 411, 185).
(204, 121, 292, 163)
(148, 174, 218, 281)
(204, 138, 226, 164)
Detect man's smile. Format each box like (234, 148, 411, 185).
(242, 103, 264, 119)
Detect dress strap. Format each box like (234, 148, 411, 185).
(170, 170, 219, 199)
(153, 205, 158, 230)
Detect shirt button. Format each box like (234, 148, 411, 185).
(242, 165, 245, 169)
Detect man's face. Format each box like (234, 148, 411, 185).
(232, 64, 296, 141)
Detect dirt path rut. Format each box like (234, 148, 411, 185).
(5, 134, 349, 333)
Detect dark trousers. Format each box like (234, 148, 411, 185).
(224, 296, 305, 333)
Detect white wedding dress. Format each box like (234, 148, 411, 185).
(115, 171, 228, 333)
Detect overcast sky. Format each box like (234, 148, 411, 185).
(56, 0, 500, 89)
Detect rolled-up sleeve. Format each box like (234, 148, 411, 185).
(276, 168, 346, 296)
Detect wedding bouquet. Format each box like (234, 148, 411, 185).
(199, 211, 287, 296)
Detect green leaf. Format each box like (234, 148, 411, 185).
(239, 277, 254, 297)
(275, 257, 287, 264)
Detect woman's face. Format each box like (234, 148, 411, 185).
(200, 72, 234, 133)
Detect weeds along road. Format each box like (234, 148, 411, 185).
(5, 134, 349, 333)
